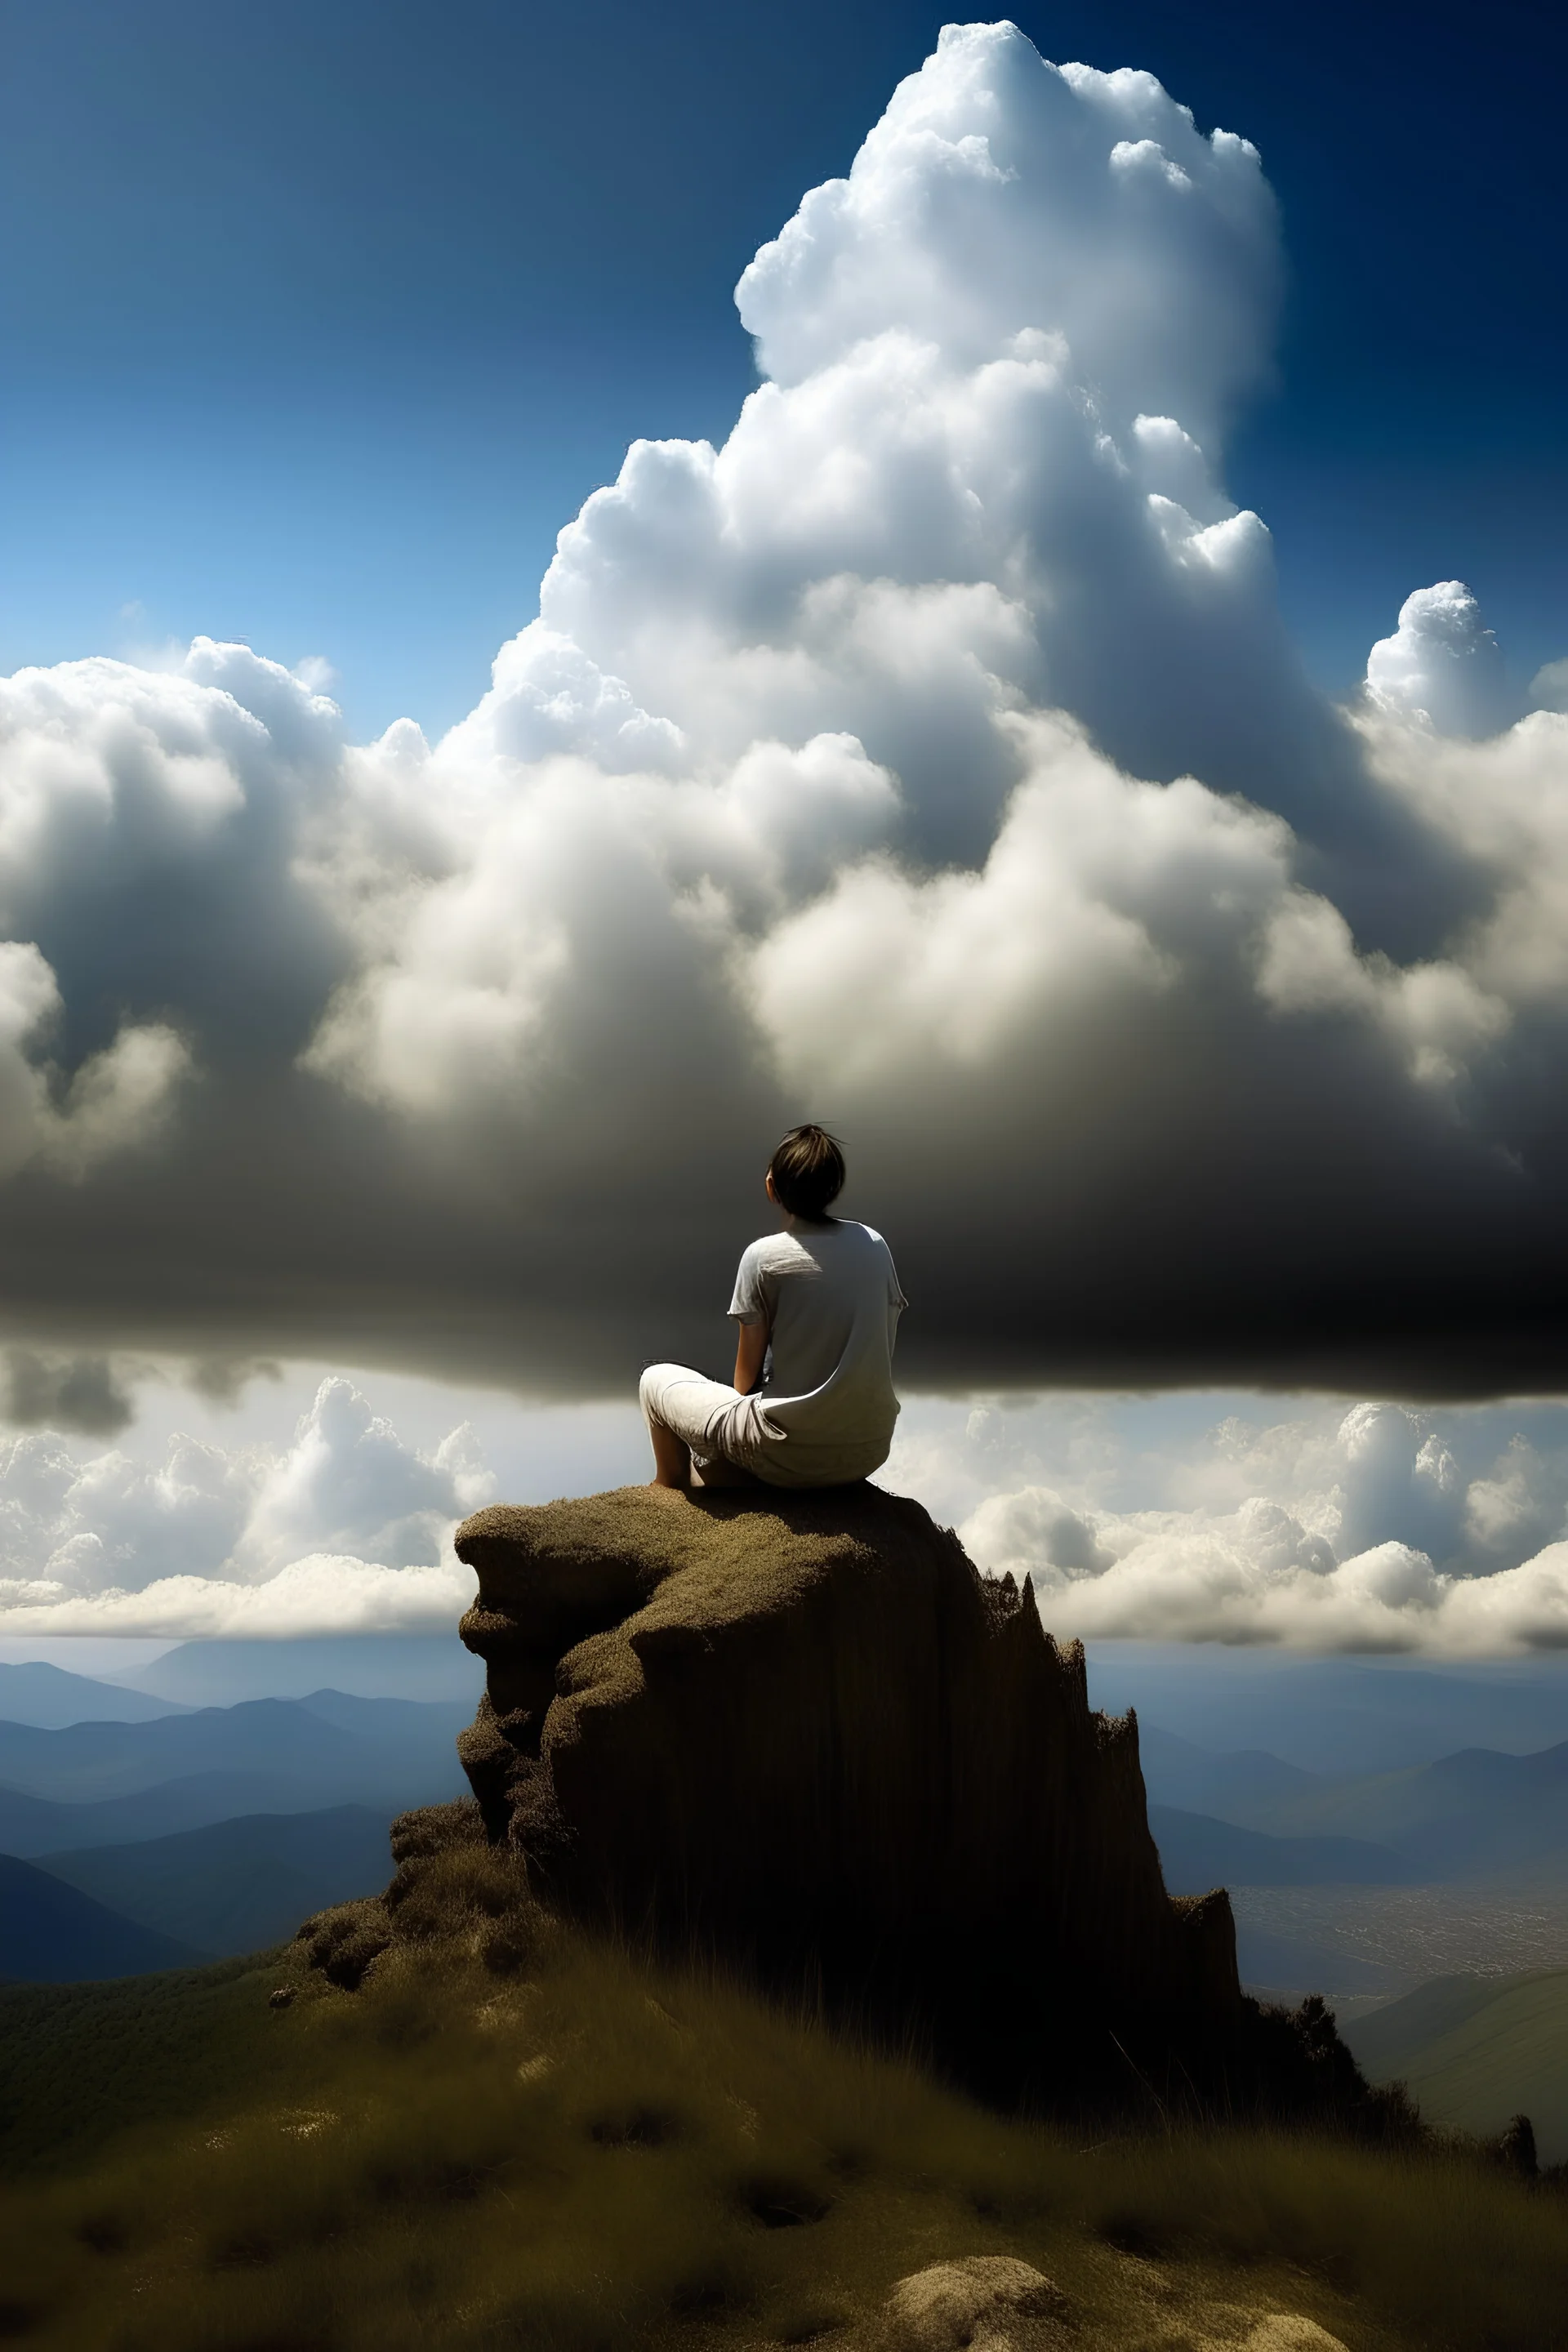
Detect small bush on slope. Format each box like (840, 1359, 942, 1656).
(0, 1851, 1565, 2351)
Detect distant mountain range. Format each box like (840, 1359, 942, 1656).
(1139, 1726, 1320, 1819)
(0, 1640, 483, 1721)
(0, 1853, 206, 1983)
(1141, 1724, 1568, 1887)
(1134, 1708, 1568, 1999)
(1263, 1742, 1568, 1878)
(0, 1661, 189, 1730)
(0, 1691, 471, 1808)
(1089, 1650, 1568, 1775)
(1149, 1805, 1407, 1894)
(4, 1642, 1566, 1998)
(36, 1806, 397, 1958)
(124, 1636, 486, 1707)
(1, 1765, 417, 1857)
(0, 1687, 470, 1979)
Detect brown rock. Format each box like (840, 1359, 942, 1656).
(880, 2256, 1067, 2352)
(453, 1483, 1240, 2096)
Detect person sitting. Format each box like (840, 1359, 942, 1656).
(640, 1124, 906, 1491)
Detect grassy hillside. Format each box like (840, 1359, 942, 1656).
(0, 1867, 1566, 2349)
(1346, 1971, 1568, 2164)
(0, 1955, 292, 2175)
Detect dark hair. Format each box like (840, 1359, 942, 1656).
(768, 1125, 845, 1221)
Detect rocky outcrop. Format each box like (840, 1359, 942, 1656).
(865, 2261, 1349, 2352)
(876, 2258, 1070, 2352)
(452, 1482, 1250, 2100)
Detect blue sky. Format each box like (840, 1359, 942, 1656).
(4, 0, 1563, 739)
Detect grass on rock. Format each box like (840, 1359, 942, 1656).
(1, 1842, 1566, 2350)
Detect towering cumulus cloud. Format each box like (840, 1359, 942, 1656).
(2, 22, 1567, 1398)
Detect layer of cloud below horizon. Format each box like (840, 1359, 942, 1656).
(10, 1370, 1568, 1652)
(4, 20, 1568, 1412)
(0, 1374, 485, 1638)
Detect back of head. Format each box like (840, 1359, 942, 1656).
(768, 1124, 845, 1223)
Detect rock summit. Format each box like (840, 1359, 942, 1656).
(452, 1481, 1254, 2101)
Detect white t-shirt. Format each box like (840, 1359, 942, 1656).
(725, 1219, 906, 1476)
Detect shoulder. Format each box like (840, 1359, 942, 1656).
(737, 1231, 797, 1281)
(846, 1223, 902, 1297)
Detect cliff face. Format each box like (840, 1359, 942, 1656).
(453, 1483, 1239, 2093)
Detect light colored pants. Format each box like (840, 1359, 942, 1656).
(639, 1362, 889, 1490)
(639, 1362, 764, 1483)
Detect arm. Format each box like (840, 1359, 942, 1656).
(733, 1318, 769, 1396)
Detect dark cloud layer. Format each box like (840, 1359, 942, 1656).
(0, 1350, 136, 1437)
(2, 26, 1567, 1402)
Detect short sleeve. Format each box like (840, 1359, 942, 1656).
(870, 1228, 908, 1312)
(728, 1241, 771, 1325)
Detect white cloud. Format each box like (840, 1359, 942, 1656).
(0, 1375, 489, 1637)
(737, 32, 1277, 445)
(1365, 581, 1516, 738)
(514, 37, 1302, 850)
(2, 20, 1568, 1421)
(9, 1365, 1568, 1649)
(236, 1376, 489, 1575)
(1352, 696, 1568, 1009)
(885, 1392, 1568, 1655)
(0, 1554, 473, 1639)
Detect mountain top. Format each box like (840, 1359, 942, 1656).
(453, 1481, 1239, 2105)
(288, 1481, 1389, 2123)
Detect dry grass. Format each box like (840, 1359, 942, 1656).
(1, 1863, 1566, 2351)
